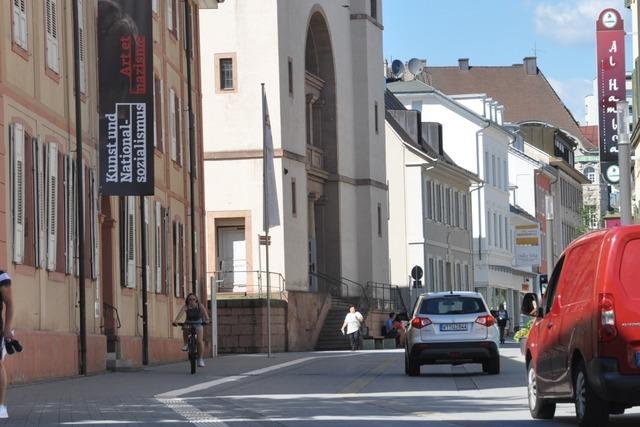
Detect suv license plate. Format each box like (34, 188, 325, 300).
(440, 323, 468, 332)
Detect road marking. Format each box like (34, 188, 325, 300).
(155, 353, 357, 425)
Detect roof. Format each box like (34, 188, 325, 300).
(416, 60, 588, 146)
(579, 125, 599, 151)
(386, 79, 435, 94)
(384, 89, 480, 183)
(510, 204, 537, 223)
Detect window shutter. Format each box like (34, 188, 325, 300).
(155, 201, 162, 293)
(166, 0, 173, 31)
(46, 144, 58, 270)
(180, 222, 185, 296)
(33, 138, 45, 268)
(176, 96, 182, 165)
(169, 89, 176, 161)
(91, 169, 99, 279)
(45, 0, 59, 73)
(10, 123, 25, 264)
(13, 0, 28, 49)
(65, 153, 75, 274)
(163, 207, 170, 293)
(152, 78, 157, 148)
(126, 196, 136, 288)
(144, 197, 150, 284)
(78, 0, 86, 93)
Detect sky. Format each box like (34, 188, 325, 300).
(382, 0, 632, 124)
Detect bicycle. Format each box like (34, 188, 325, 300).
(174, 320, 206, 374)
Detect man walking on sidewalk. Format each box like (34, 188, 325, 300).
(340, 306, 363, 351)
(0, 271, 14, 418)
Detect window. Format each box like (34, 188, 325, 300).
(64, 153, 76, 275)
(173, 220, 185, 298)
(437, 259, 444, 291)
(167, 0, 178, 36)
(503, 159, 508, 189)
(169, 88, 181, 164)
(288, 57, 293, 96)
(462, 194, 468, 230)
(454, 191, 460, 228)
(45, 0, 59, 73)
(428, 257, 435, 292)
(370, 0, 378, 20)
(12, 0, 28, 50)
(435, 184, 442, 222)
(487, 210, 492, 246)
(444, 187, 451, 225)
(493, 213, 498, 247)
(484, 151, 489, 183)
(374, 101, 379, 134)
(219, 58, 234, 91)
(377, 203, 382, 237)
(584, 166, 595, 183)
(425, 179, 433, 219)
(498, 215, 503, 249)
(78, 0, 86, 93)
(492, 155, 496, 187)
(153, 76, 164, 151)
(291, 179, 297, 217)
(464, 264, 470, 289)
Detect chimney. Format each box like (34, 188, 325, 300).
(422, 122, 444, 155)
(458, 58, 470, 71)
(523, 57, 537, 75)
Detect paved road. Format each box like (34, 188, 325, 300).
(3, 343, 640, 425)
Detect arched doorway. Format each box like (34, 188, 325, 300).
(305, 11, 340, 288)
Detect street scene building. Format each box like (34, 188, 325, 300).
(1, 0, 212, 382)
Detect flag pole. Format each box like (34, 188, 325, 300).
(261, 83, 272, 358)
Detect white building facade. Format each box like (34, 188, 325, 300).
(388, 81, 525, 315)
(200, 0, 389, 296)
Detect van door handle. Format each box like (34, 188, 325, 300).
(547, 323, 553, 329)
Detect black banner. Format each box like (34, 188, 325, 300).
(98, 0, 154, 195)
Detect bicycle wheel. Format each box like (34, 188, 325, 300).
(188, 337, 197, 374)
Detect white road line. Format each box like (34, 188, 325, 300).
(155, 353, 358, 425)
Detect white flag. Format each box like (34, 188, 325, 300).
(262, 85, 280, 231)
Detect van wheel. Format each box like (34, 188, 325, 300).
(527, 364, 556, 419)
(482, 356, 500, 375)
(405, 351, 420, 376)
(574, 361, 609, 427)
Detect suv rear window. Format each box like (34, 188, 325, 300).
(419, 297, 485, 315)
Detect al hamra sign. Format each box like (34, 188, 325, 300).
(98, 0, 154, 195)
(596, 8, 625, 185)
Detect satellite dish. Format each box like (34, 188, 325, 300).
(391, 59, 405, 78)
(408, 58, 424, 76)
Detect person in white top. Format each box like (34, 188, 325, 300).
(340, 306, 364, 351)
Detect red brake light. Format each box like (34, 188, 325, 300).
(410, 317, 432, 329)
(475, 315, 496, 327)
(598, 293, 617, 342)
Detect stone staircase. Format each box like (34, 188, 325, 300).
(315, 296, 363, 351)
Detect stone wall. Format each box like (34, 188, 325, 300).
(286, 291, 331, 351)
(217, 299, 287, 353)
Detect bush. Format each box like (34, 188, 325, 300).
(513, 319, 534, 343)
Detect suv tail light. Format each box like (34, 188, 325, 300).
(598, 293, 618, 342)
(410, 317, 432, 329)
(475, 315, 496, 327)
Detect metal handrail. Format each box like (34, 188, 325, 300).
(209, 270, 287, 300)
(103, 302, 122, 329)
(310, 271, 370, 311)
(365, 281, 408, 313)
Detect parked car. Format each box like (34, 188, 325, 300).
(521, 226, 640, 427)
(404, 291, 500, 376)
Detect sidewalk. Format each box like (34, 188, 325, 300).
(3, 351, 322, 426)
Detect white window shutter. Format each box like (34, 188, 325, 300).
(13, 0, 28, 50)
(35, 139, 46, 269)
(91, 169, 99, 279)
(65, 153, 75, 274)
(155, 202, 162, 293)
(153, 78, 157, 148)
(126, 196, 136, 288)
(78, 0, 86, 93)
(169, 89, 176, 161)
(160, 80, 164, 147)
(166, 0, 173, 31)
(10, 123, 25, 264)
(144, 197, 150, 284)
(173, 221, 179, 296)
(46, 144, 58, 270)
(46, 0, 59, 73)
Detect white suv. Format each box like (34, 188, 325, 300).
(405, 291, 500, 376)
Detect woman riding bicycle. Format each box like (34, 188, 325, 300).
(172, 293, 210, 367)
